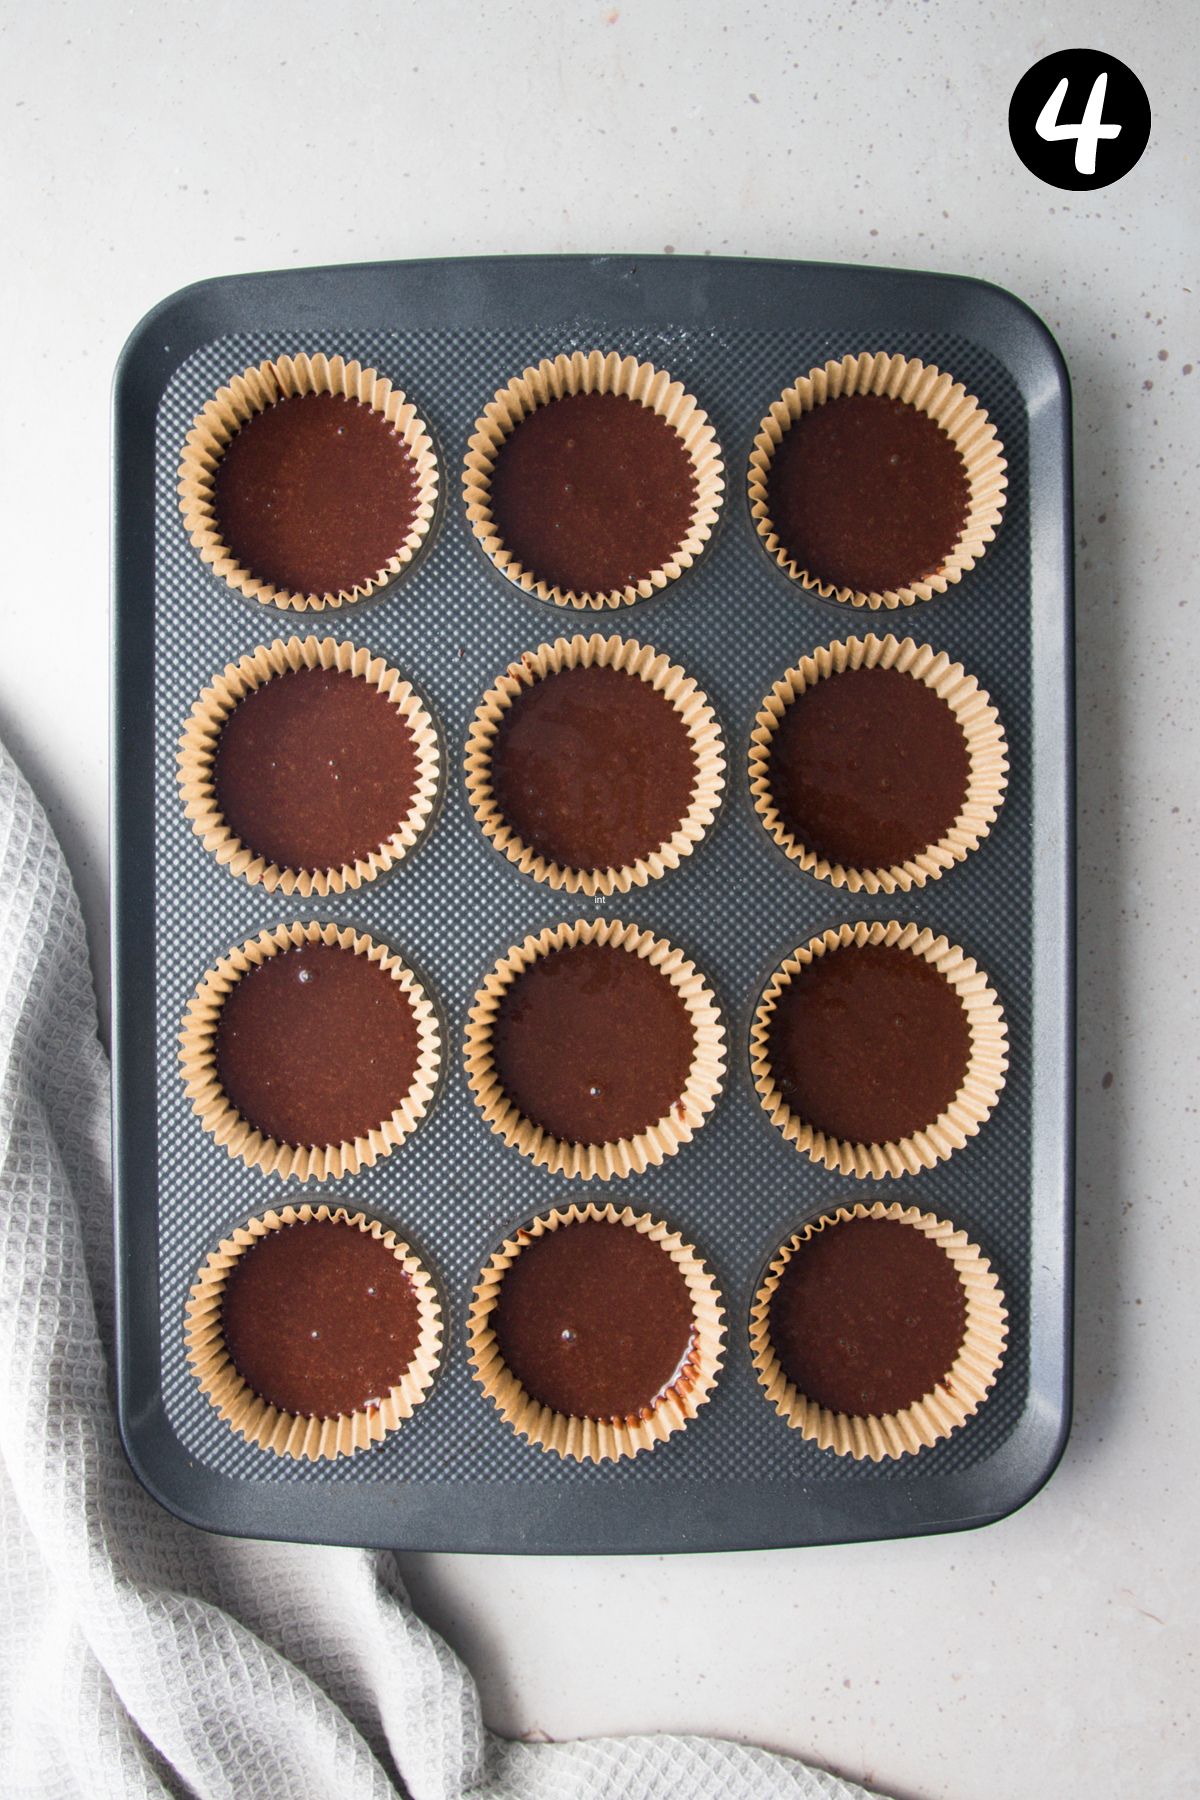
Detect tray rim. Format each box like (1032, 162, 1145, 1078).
(111, 252, 1075, 1554)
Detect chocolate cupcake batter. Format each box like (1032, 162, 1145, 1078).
(487, 390, 697, 594)
(492, 1219, 695, 1419)
(214, 666, 420, 872)
(765, 942, 970, 1146)
(489, 663, 696, 870)
(214, 390, 420, 597)
(766, 392, 970, 594)
(769, 1216, 967, 1417)
(491, 941, 695, 1146)
(221, 1218, 422, 1418)
(767, 664, 970, 869)
(215, 942, 421, 1148)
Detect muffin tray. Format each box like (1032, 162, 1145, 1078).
(111, 255, 1074, 1552)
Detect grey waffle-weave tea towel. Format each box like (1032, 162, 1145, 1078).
(0, 738, 886, 1800)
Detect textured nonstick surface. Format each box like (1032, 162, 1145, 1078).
(112, 256, 1073, 1550)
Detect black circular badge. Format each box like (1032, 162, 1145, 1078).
(1009, 49, 1150, 191)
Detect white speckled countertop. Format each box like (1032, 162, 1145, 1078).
(2, 3, 1196, 1795)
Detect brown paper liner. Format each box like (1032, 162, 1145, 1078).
(177, 352, 439, 612)
(747, 352, 1007, 609)
(176, 635, 441, 897)
(750, 920, 1008, 1178)
(463, 349, 724, 610)
(750, 1201, 1008, 1461)
(467, 1201, 724, 1462)
(464, 633, 726, 895)
(179, 921, 441, 1181)
(464, 917, 726, 1180)
(748, 633, 1009, 894)
(185, 1203, 442, 1460)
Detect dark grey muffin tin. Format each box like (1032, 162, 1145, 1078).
(111, 255, 1074, 1552)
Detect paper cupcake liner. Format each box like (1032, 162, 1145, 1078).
(176, 635, 441, 897)
(179, 920, 441, 1181)
(750, 1200, 1008, 1461)
(464, 917, 726, 1180)
(464, 632, 726, 895)
(747, 351, 1007, 609)
(750, 920, 1008, 1178)
(177, 352, 439, 612)
(467, 1201, 725, 1463)
(748, 633, 1009, 894)
(463, 349, 724, 610)
(185, 1202, 442, 1461)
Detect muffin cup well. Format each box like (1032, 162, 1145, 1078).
(747, 351, 1007, 609)
(177, 634, 441, 897)
(749, 920, 1008, 1178)
(748, 633, 1009, 894)
(179, 920, 441, 1182)
(463, 349, 724, 610)
(467, 1201, 724, 1463)
(750, 1200, 1008, 1461)
(464, 632, 726, 895)
(185, 1203, 442, 1461)
(178, 351, 438, 612)
(464, 917, 726, 1181)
